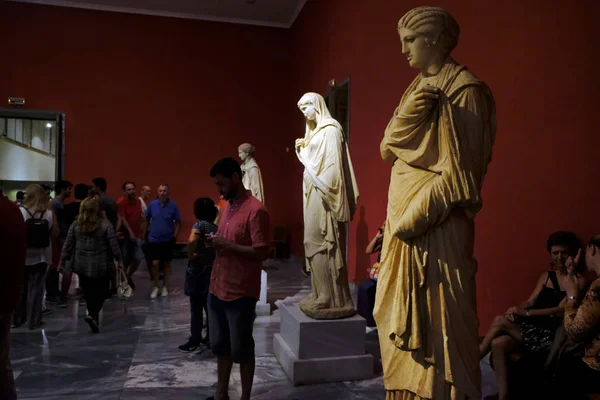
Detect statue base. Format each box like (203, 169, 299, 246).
(273, 303, 373, 385)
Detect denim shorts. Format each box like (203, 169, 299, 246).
(120, 238, 143, 265)
(208, 294, 257, 364)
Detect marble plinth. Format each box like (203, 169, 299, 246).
(256, 270, 270, 316)
(273, 303, 373, 385)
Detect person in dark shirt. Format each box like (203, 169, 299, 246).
(0, 195, 26, 400)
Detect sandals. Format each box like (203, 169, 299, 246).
(84, 316, 99, 333)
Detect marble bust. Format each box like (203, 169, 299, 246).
(373, 6, 496, 400)
(295, 92, 359, 320)
(238, 143, 265, 204)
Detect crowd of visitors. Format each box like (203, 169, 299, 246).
(1, 156, 270, 400)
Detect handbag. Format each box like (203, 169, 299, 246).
(117, 267, 133, 300)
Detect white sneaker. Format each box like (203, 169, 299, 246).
(150, 287, 159, 299)
(161, 287, 168, 297)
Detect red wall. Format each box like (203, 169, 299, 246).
(2, 1, 599, 332)
(291, 0, 600, 332)
(0, 2, 300, 244)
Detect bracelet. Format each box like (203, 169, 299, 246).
(567, 296, 577, 301)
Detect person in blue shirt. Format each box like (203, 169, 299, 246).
(142, 184, 181, 299)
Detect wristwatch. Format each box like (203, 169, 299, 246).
(567, 295, 576, 301)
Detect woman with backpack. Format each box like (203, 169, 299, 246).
(58, 198, 123, 333)
(14, 184, 58, 330)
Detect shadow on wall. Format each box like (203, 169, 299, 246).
(354, 205, 370, 283)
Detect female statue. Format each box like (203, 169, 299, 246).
(373, 7, 496, 400)
(238, 143, 265, 204)
(295, 92, 359, 319)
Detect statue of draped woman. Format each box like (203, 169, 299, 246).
(238, 143, 265, 204)
(373, 7, 496, 400)
(295, 92, 360, 319)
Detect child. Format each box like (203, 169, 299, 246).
(179, 198, 218, 353)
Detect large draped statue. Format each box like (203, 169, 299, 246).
(295, 92, 360, 319)
(238, 143, 265, 204)
(373, 7, 496, 400)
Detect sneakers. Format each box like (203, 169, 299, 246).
(150, 287, 159, 299)
(161, 287, 169, 297)
(178, 341, 208, 354)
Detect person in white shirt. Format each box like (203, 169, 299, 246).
(139, 185, 151, 215)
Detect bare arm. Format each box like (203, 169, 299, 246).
(188, 228, 201, 261)
(518, 273, 547, 310)
(142, 217, 150, 243)
(174, 220, 181, 240)
(366, 231, 383, 255)
(50, 210, 59, 240)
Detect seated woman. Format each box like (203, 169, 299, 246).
(356, 224, 384, 327)
(553, 235, 600, 398)
(479, 231, 586, 400)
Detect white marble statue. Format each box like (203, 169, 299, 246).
(238, 143, 265, 204)
(295, 92, 359, 319)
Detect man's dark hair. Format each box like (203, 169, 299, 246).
(54, 180, 73, 195)
(193, 197, 218, 222)
(16, 191, 25, 201)
(547, 231, 581, 257)
(588, 234, 600, 250)
(74, 184, 89, 201)
(92, 177, 107, 192)
(210, 157, 242, 180)
(122, 181, 136, 191)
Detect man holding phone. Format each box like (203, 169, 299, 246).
(206, 158, 270, 400)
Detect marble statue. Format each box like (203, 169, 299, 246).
(373, 7, 496, 400)
(295, 92, 359, 320)
(238, 143, 265, 204)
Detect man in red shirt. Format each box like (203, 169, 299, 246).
(0, 194, 26, 399)
(206, 158, 270, 400)
(117, 181, 144, 289)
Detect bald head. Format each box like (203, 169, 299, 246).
(141, 185, 151, 201)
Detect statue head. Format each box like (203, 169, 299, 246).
(297, 92, 333, 128)
(238, 143, 255, 162)
(398, 7, 460, 71)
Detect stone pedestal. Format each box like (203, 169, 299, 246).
(273, 303, 373, 385)
(256, 270, 270, 316)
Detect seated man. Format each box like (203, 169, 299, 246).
(479, 231, 586, 400)
(356, 224, 384, 327)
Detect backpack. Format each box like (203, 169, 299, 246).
(22, 207, 50, 248)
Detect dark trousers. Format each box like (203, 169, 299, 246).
(190, 295, 209, 345)
(79, 274, 109, 320)
(0, 313, 16, 400)
(14, 263, 47, 329)
(356, 279, 377, 327)
(45, 268, 60, 299)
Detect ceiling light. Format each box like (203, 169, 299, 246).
(46, 123, 52, 128)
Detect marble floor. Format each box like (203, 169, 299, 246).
(10, 257, 386, 400)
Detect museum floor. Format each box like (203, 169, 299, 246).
(9, 257, 386, 399)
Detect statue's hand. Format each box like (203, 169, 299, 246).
(295, 138, 305, 149)
(400, 84, 439, 117)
